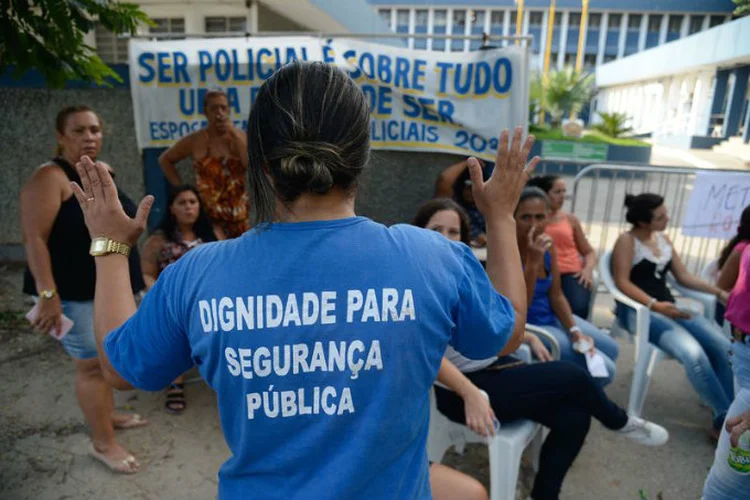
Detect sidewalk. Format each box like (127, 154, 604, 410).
(0, 266, 719, 500)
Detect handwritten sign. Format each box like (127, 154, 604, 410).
(128, 37, 529, 160)
(682, 172, 750, 239)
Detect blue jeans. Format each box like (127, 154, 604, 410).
(617, 305, 733, 429)
(560, 274, 593, 320)
(534, 316, 620, 387)
(702, 337, 750, 499)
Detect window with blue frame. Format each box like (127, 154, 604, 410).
(414, 9, 428, 49)
(509, 10, 518, 35)
(709, 15, 725, 28)
(688, 15, 704, 35)
(567, 13, 582, 60)
(583, 54, 597, 69)
(470, 10, 486, 50)
(550, 10, 562, 52)
(624, 14, 641, 56)
(378, 9, 392, 31)
(396, 9, 409, 45)
(452, 10, 466, 51)
(645, 14, 661, 49)
(605, 13, 621, 57)
(490, 10, 504, 43)
(585, 13, 601, 55)
(666, 15, 683, 42)
(528, 11, 543, 54)
(434, 10, 447, 51)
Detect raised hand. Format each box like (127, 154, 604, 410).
(467, 126, 540, 221)
(528, 229, 553, 263)
(70, 156, 153, 246)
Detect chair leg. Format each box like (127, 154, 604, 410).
(527, 427, 545, 474)
(628, 345, 662, 417)
(488, 437, 523, 500)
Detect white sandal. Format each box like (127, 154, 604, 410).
(89, 444, 140, 474)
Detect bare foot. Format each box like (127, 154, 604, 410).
(89, 442, 140, 474)
(112, 412, 148, 430)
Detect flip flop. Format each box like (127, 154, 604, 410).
(113, 413, 149, 430)
(89, 444, 140, 474)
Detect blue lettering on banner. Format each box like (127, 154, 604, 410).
(138, 53, 156, 83)
(199, 51, 213, 81)
(370, 120, 439, 143)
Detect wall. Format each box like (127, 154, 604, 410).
(0, 87, 460, 261)
(365, 0, 736, 13)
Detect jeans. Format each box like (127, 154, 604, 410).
(560, 274, 593, 320)
(435, 360, 629, 500)
(534, 316, 620, 387)
(617, 305, 733, 429)
(702, 337, 750, 499)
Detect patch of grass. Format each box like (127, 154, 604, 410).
(531, 127, 650, 147)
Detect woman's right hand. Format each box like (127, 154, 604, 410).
(467, 127, 540, 221)
(652, 301, 690, 319)
(463, 386, 498, 437)
(33, 296, 63, 336)
(528, 229, 552, 264)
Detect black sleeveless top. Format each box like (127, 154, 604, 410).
(23, 158, 146, 301)
(628, 234, 675, 303)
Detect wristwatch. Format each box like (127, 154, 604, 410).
(89, 237, 131, 257)
(39, 289, 57, 300)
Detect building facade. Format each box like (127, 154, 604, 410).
(368, 0, 736, 71)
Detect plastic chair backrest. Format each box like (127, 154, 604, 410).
(700, 258, 720, 285)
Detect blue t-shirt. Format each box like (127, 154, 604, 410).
(527, 252, 556, 326)
(105, 217, 515, 500)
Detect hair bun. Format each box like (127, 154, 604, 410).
(624, 194, 636, 208)
(277, 141, 345, 194)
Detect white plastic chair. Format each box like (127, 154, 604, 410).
(598, 251, 717, 417)
(427, 327, 560, 500)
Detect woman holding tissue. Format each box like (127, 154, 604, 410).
(20, 106, 147, 473)
(611, 193, 733, 437)
(413, 199, 668, 500)
(517, 187, 620, 386)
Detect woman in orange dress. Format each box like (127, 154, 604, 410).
(159, 90, 250, 238)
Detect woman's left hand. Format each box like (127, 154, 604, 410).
(527, 334, 553, 362)
(71, 156, 153, 246)
(463, 387, 497, 437)
(575, 267, 594, 289)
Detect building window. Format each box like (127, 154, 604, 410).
(603, 54, 616, 63)
(608, 14, 622, 29)
(667, 15, 683, 33)
(564, 53, 575, 66)
(689, 15, 704, 35)
(583, 54, 597, 67)
(709, 15, 724, 28)
(433, 10, 447, 50)
(553, 11, 562, 26)
(569, 13, 582, 27)
(647, 14, 662, 32)
(150, 18, 185, 39)
(529, 11, 543, 27)
(414, 9, 428, 49)
(452, 9, 466, 51)
(378, 9, 392, 30)
(588, 13, 601, 28)
(395, 9, 409, 33)
(205, 16, 247, 34)
(509, 10, 518, 32)
(628, 14, 642, 30)
(95, 23, 129, 64)
(469, 10, 485, 49)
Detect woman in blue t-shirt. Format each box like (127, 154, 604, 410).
(68, 61, 540, 499)
(517, 187, 620, 386)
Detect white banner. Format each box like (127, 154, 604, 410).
(128, 37, 528, 160)
(683, 171, 750, 239)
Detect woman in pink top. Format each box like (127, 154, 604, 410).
(714, 205, 750, 325)
(528, 175, 597, 319)
(702, 242, 750, 498)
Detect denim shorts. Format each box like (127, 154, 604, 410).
(59, 300, 98, 360)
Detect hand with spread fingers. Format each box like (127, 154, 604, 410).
(466, 126, 540, 221)
(70, 156, 154, 246)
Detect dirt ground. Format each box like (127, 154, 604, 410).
(0, 263, 719, 500)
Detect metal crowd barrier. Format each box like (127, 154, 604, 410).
(569, 164, 739, 276)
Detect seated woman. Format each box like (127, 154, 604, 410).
(611, 193, 733, 436)
(515, 187, 619, 386)
(414, 198, 668, 500)
(141, 185, 222, 414)
(715, 204, 750, 323)
(527, 175, 597, 319)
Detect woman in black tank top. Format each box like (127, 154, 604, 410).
(611, 193, 733, 436)
(20, 106, 145, 474)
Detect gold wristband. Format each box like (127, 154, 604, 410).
(89, 237, 131, 257)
